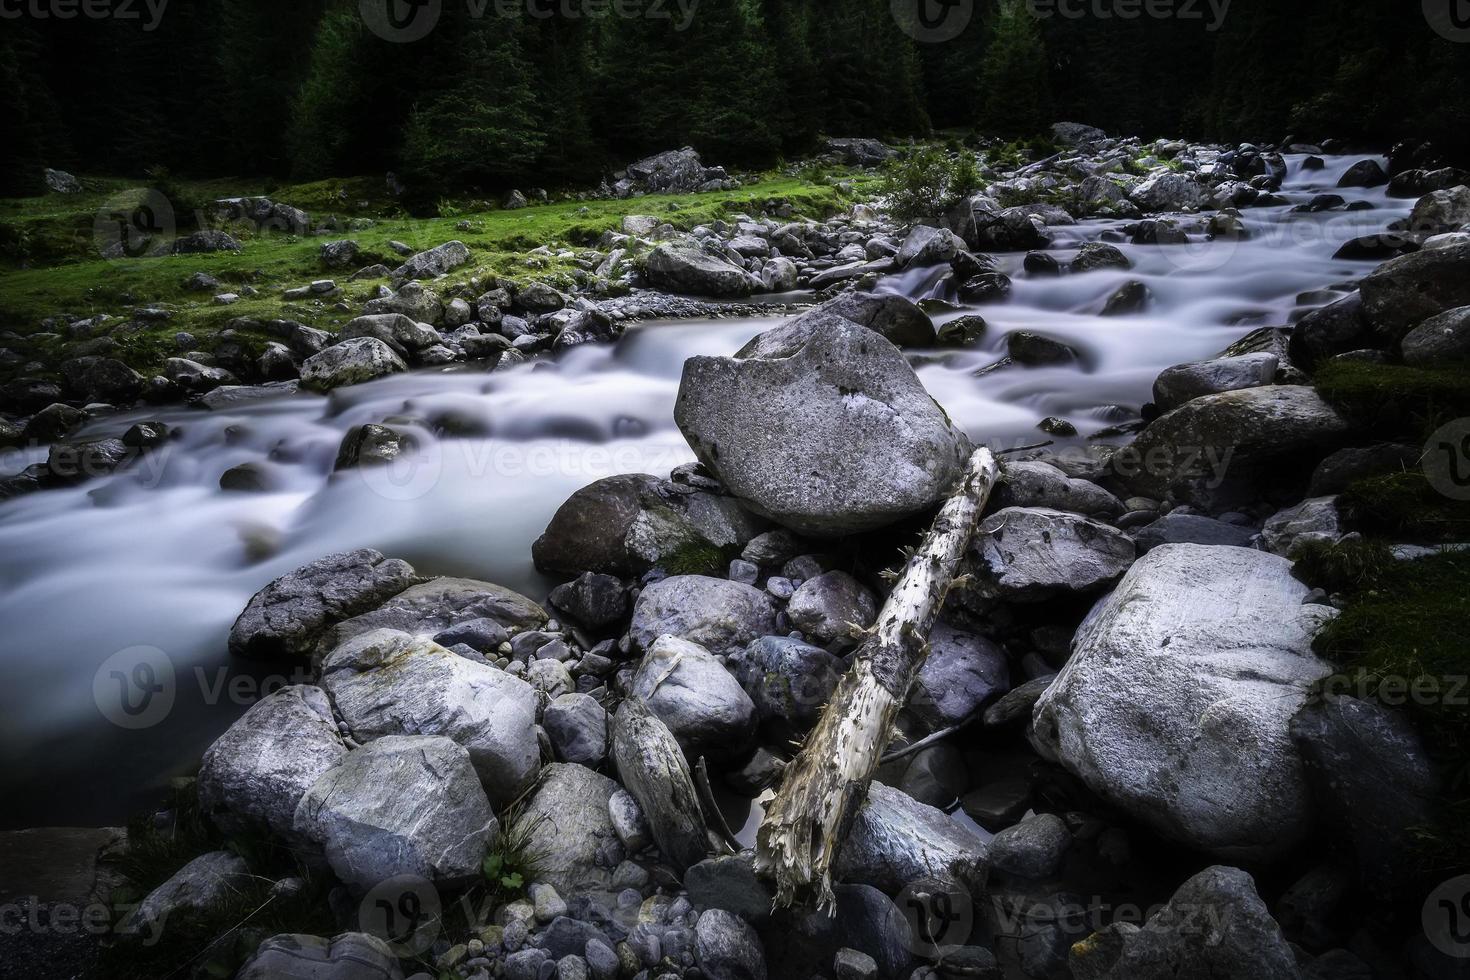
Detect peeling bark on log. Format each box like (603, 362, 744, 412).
(610, 695, 725, 872)
(754, 448, 1001, 910)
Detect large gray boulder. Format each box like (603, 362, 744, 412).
(1287, 293, 1370, 370)
(1095, 867, 1302, 980)
(340, 313, 440, 355)
(965, 507, 1136, 603)
(1401, 305, 1470, 366)
(1119, 386, 1353, 510)
(1408, 185, 1470, 235)
(1359, 243, 1470, 341)
(299, 338, 407, 393)
(391, 240, 469, 283)
(1152, 353, 1278, 414)
(320, 576, 546, 655)
(514, 764, 624, 895)
(730, 636, 844, 740)
(992, 460, 1122, 517)
(1129, 172, 1206, 212)
(294, 735, 495, 890)
(320, 630, 540, 806)
(236, 933, 403, 980)
(118, 851, 250, 938)
(630, 575, 778, 656)
(197, 685, 347, 838)
(533, 474, 765, 578)
(835, 782, 988, 895)
(820, 292, 937, 347)
(646, 241, 760, 297)
(675, 309, 972, 536)
(228, 550, 416, 662)
(908, 622, 1009, 732)
(1032, 545, 1336, 860)
(631, 635, 756, 760)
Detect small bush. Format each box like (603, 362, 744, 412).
(878, 147, 985, 226)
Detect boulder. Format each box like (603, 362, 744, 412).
(1359, 243, 1470, 341)
(544, 693, 608, 767)
(391, 241, 469, 283)
(785, 571, 878, 646)
(646, 241, 759, 297)
(515, 764, 624, 895)
(1071, 242, 1132, 273)
(340, 313, 440, 354)
(1152, 353, 1279, 413)
(730, 636, 844, 740)
(320, 576, 546, 654)
(897, 226, 963, 268)
(988, 812, 1070, 880)
(1031, 545, 1336, 860)
(1119, 386, 1352, 510)
(630, 575, 778, 656)
(44, 168, 81, 194)
(760, 257, 799, 292)
(695, 909, 767, 980)
(1407, 185, 1470, 235)
(675, 309, 972, 536)
(1007, 331, 1078, 366)
(294, 735, 495, 890)
(320, 240, 361, 269)
(821, 292, 937, 347)
(228, 549, 416, 662)
(835, 782, 988, 895)
(548, 573, 629, 631)
(172, 230, 241, 254)
(1097, 867, 1301, 980)
(197, 685, 347, 838)
(1132, 513, 1255, 552)
(1260, 497, 1341, 556)
(1287, 294, 1370, 370)
(59, 356, 144, 403)
(1337, 160, 1388, 188)
(992, 460, 1122, 517)
(236, 933, 403, 980)
(118, 851, 250, 937)
(320, 630, 541, 806)
(1401, 305, 1470, 366)
(1052, 122, 1107, 146)
(1130, 172, 1206, 212)
(908, 622, 1010, 732)
(299, 338, 407, 393)
(533, 474, 765, 578)
(824, 138, 897, 167)
(630, 635, 756, 760)
(626, 147, 707, 193)
(965, 507, 1136, 603)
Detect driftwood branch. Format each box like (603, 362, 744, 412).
(754, 448, 1001, 911)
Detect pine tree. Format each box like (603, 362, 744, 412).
(976, 0, 1052, 137)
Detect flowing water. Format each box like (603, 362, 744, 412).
(0, 155, 1409, 828)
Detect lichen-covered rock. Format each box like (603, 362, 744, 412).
(965, 507, 1136, 603)
(835, 782, 988, 895)
(320, 576, 546, 655)
(299, 338, 407, 393)
(515, 764, 625, 895)
(646, 240, 760, 297)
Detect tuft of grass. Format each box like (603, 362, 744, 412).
(1315, 360, 1470, 442)
(1339, 471, 1470, 542)
(658, 538, 727, 577)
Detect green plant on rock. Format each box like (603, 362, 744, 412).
(878, 147, 984, 226)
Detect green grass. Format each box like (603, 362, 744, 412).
(1315, 360, 1470, 442)
(1339, 471, 1470, 542)
(0, 172, 874, 382)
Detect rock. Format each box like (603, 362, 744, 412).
(965, 507, 1135, 603)
(321, 576, 547, 654)
(1130, 172, 1206, 212)
(835, 782, 988, 894)
(341, 313, 440, 354)
(630, 635, 756, 759)
(908, 622, 1010, 731)
(937, 314, 987, 347)
(993, 460, 1122, 517)
(320, 630, 541, 806)
(197, 685, 347, 838)
(44, 168, 81, 193)
(1261, 497, 1341, 556)
(834, 948, 879, 980)
(299, 338, 407, 393)
(1100, 280, 1150, 316)
(544, 693, 608, 767)
(1052, 122, 1107, 145)
(533, 474, 764, 579)
(1402, 305, 1470, 366)
(646, 240, 759, 297)
(515, 764, 624, 895)
(392, 240, 469, 283)
(549, 573, 629, 631)
(825, 138, 897, 167)
(1071, 243, 1132, 273)
(956, 271, 1012, 304)
(785, 571, 877, 646)
(334, 424, 412, 471)
(219, 460, 284, 493)
(1407, 185, 1470, 235)
(59, 356, 144, 403)
(1007, 331, 1078, 366)
(695, 909, 766, 980)
(822, 292, 937, 347)
(1031, 545, 1335, 860)
(897, 226, 963, 268)
(988, 813, 1070, 880)
(731, 635, 844, 739)
(630, 575, 778, 656)
(1133, 513, 1255, 552)
(1337, 160, 1388, 188)
(118, 851, 250, 937)
(676, 307, 972, 536)
(1100, 866, 1301, 980)
(172, 230, 241, 254)
(1287, 294, 1371, 370)
(228, 549, 416, 662)
(760, 257, 799, 292)
(1359, 243, 1470, 341)
(685, 855, 773, 923)
(1291, 695, 1439, 899)
(23, 403, 86, 443)
(1152, 353, 1279, 413)
(626, 147, 708, 193)
(1119, 386, 1352, 510)
(320, 240, 361, 269)
(237, 933, 403, 980)
(608, 789, 651, 853)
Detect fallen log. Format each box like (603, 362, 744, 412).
(754, 448, 1001, 910)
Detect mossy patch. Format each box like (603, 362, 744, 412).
(1339, 471, 1470, 542)
(1314, 360, 1470, 442)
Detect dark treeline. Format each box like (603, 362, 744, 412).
(3, 0, 1467, 197)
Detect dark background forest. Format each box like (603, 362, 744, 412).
(4, 0, 1468, 197)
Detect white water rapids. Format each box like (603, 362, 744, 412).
(0, 155, 1410, 827)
